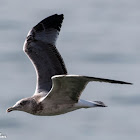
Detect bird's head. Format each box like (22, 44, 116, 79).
(7, 98, 37, 114)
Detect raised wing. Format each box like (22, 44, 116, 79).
(45, 75, 132, 103)
(23, 14, 67, 94)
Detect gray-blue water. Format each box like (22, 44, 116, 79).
(0, 0, 139, 139)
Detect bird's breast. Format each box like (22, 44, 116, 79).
(34, 103, 75, 116)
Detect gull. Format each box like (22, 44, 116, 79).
(7, 14, 132, 116)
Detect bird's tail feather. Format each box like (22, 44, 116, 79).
(75, 99, 107, 108)
(93, 101, 107, 107)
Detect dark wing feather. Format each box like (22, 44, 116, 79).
(23, 14, 67, 94)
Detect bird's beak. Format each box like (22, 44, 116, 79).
(6, 106, 18, 113)
(7, 107, 14, 112)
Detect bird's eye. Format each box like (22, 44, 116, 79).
(19, 101, 27, 106)
(19, 102, 24, 106)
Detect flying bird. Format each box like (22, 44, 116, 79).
(7, 14, 132, 116)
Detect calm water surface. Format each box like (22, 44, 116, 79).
(0, 0, 140, 139)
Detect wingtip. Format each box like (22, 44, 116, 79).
(51, 14, 64, 19)
(127, 82, 133, 85)
(58, 14, 64, 18)
(33, 14, 64, 32)
(121, 81, 133, 85)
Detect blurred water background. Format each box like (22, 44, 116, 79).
(0, 0, 140, 139)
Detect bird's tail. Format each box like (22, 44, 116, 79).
(75, 99, 107, 108)
(93, 101, 107, 107)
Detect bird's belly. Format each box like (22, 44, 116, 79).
(35, 104, 77, 116)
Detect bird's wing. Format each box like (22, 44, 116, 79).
(44, 75, 132, 103)
(23, 14, 67, 94)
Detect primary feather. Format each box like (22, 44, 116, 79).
(23, 14, 67, 93)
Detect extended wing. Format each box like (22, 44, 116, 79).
(23, 14, 67, 94)
(45, 75, 132, 103)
